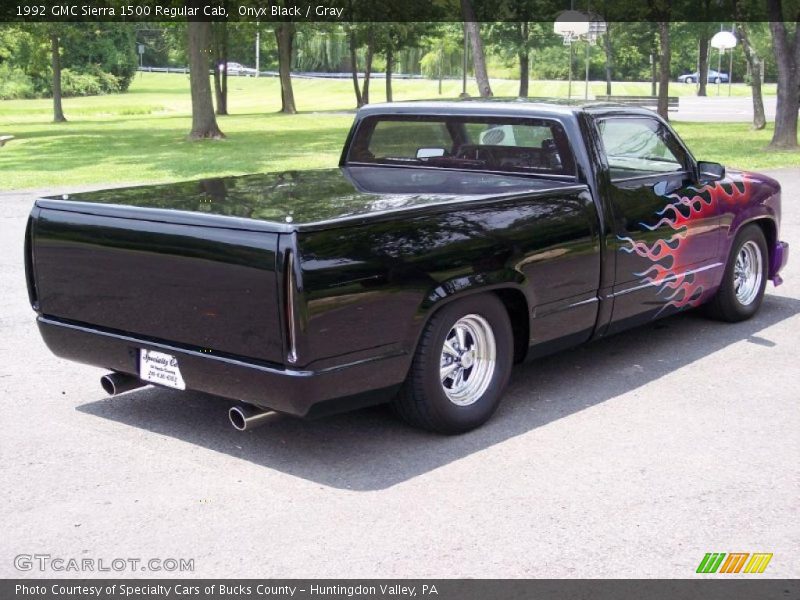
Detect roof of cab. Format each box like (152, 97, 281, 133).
(357, 97, 658, 119)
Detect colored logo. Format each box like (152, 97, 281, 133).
(696, 552, 773, 574)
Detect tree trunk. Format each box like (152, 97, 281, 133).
(518, 22, 529, 97)
(51, 33, 66, 123)
(657, 22, 671, 120)
(650, 52, 657, 96)
(360, 27, 374, 105)
(698, 32, 709, 96)
(736, 23, 766, 130)
(461, 0, 492, 97)
(766, 11, 799, 149)
(518, 50, 529, 97)
(348, 29, 363, 107)
(385, 45, 393, 102)
(603, 25, 613, 95)
(213, 22, 228, 116)
(187, 21, 223, 139)
(275, 23, 297, 114)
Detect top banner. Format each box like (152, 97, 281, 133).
(3, 0, 800, 23)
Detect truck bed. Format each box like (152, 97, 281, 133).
(28, 166, 584, 371)
(36, 166, 581, 231)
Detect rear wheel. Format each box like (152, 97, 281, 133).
(686, 77, 694, 83)
(393, 294, 514, 434)
(706, 224, 768, 322)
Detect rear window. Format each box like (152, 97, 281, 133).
(346, 115, 576, 177)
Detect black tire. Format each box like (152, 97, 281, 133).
(686, 77, 694, 84)
(706, 224, 768, 322)
(715, 77, 721, 84)
(393, 293, 514, 434)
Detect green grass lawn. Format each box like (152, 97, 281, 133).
(0, 73, 794, 191)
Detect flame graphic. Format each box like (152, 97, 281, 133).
(618, 176, 752, 311)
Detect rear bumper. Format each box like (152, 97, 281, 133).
(37, 317, 408, 417)
(770, 241, 789, 286)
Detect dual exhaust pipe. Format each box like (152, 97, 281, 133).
(100, 372, 277, 431)
(227, 404, 279, 431)
(100, 372, 146, 396)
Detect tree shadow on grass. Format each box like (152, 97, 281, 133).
(77, 294, 800, 491)
(0, 123, 349, 182)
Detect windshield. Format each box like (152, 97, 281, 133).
(346, 115, 576, 177)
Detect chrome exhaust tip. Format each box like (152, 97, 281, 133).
(228, 404, 278, 431)
(101, 372, 146, 396)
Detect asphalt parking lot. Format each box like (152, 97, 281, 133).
(672, 96, 777, 122)
(1, 170, 798, 578)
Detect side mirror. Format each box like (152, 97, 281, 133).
(698, 161, 725, 181)
(416, 147, 446, 159)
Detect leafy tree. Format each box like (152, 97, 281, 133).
(766, 0, 799, 149)
(372, 23, 435, 102)
(736, 22, 766, 129)
(50, 29, 65, 122)
(187, 20, 223, 139)
(461, 0, 492, 97)
(488, 22, 551, 97)
(212, 22, 228, 116)
(346, 23, 375, 106)
(275, 22, 297, 114)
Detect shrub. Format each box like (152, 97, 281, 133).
(0, 64, 35, 99)
(60, 66, 120, 97)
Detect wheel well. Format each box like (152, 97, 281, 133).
(493, 288, 529, 363)
(750, 218, 776, 265)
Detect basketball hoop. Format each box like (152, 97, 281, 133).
(553, 10, 591, 43)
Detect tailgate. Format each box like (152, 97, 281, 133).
(30, 205, 285, 364)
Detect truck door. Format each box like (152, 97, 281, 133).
(594, 115, 720, 333)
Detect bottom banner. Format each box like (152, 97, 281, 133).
(2, 579, 799, 600)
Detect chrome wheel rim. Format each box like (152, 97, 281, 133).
(733, 240, 762, 306)
(439, 314, 496, 406)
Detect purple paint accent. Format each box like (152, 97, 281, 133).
(770, 241, 789, 286)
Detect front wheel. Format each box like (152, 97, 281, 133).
(714, 77, 721, 84)
(393, 293, 514, 434)
(706, 224, 768, 322)
(686, 77, 694, 84)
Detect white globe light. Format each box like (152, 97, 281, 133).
(711, 31, 737, 50)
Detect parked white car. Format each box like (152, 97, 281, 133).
(224, 62, 257, 76)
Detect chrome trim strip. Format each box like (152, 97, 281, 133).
(611, 262, 724, 297)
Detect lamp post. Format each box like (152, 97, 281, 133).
(711, 29, 737, 96)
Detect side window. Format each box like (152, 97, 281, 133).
(598, 118, 687, 179)
(366, 120, 452, 160)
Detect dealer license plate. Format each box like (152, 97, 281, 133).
(139, 349, 186, 390)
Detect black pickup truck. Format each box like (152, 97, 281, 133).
(25, 99, 788, 433)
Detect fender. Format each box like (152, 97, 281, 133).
(401, 270, 531, 359)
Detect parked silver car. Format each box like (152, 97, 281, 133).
(678, 69, 729, 84)
(224, 62, 257, 77)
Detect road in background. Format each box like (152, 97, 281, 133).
(0, 171, 798, 578)
(673, 96, 777, 122)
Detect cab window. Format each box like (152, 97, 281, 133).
(347, 115, 576, 177)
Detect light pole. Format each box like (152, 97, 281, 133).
(461, 22, 468, 98)
(255, 22, 260, 76)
